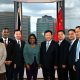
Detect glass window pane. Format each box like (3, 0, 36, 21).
(0, 0, 14, 38)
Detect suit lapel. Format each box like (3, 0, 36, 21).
(20, 40, 22, 48)
(70, 40, 77, 51)
(1, 38, 10, 45)
(60, 39, 65, 47)
(76, 39, 79, 46)
(8, 39, 10, 44)
(44, 41, 46, 53)
(1, 38, 8, 46)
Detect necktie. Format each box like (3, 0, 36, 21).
(4, 39, 7, 46)
(69, 42, 72, 51)
(18, 40, 21, 47)
(75, 40, 80, 62)
(46, 41, 49, 52)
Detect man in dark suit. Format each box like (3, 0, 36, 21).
(57, 30, 70, 80)
(68, 29, 77, 80)
(40, 30, 58, 80)
(13, 30, 25, 80)
(0, 28, 15, 80)
(74, 26, 80, 80)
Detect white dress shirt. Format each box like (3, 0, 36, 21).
(46, 40, 52, 51)
(58, 40, 63, 46)
(2, 37, 8, 45)
(16, 39, 21, 47)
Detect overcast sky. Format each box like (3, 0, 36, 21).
(0, 1, 56, 32)
(22, 3, 57, 32)
(65, 0, 80, 29)
(0, 0, 80, 31)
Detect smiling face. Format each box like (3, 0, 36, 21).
(29, 36, 36, 44)
(58, 31, 65, 41)
(68, 30, 76, 41)
(45, 32, 52, 41)
(2, 29, 9, 39)
(14, 31, 21, 40)
(76, 27, 80, 39)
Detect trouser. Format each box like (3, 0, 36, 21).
(13, 64, 24, 80)
(0, 73, 6, 80)
(75, 60, 80, 80)
(42, 66, 55, 80)
(57, 66, 68, 80)
(26, 62, 38, 80)
(6, 64, 14, 80)
(68, 66, 77, 80)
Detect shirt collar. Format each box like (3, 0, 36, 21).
(2, 37, 8, 41)
(71, 38, 76, 44)
(16, 39, 21, 43)
(59, 40, 63, 43)
(46, 40, 52, 44)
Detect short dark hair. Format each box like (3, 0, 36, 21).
(28, 34, 37, 44)
(68, 29, 75, 32)
(14, 29, 21, 33)
(44, 30, 52, 35)
(76, 26, 80, 29)
(2, 27, 9, 31)
(58, 30, 65, 34)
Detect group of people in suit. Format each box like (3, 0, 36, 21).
(0, 26, 80, 80)
(0, 28, 25, 80)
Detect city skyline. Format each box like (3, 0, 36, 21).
(0, 1, 57, 32)
(22, 3, 57, 32)
(37, 15, 56, 44)
(0, 0, 80, 30)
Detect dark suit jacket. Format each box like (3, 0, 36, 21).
(58, 39, 70, 66)
(13, 40, 25, 66)
(40, 40, 58, 68)
(68, 39, 78, 67)
(0, 38, 15, 61)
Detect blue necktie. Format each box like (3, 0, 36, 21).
(75, 40, 80, 62)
